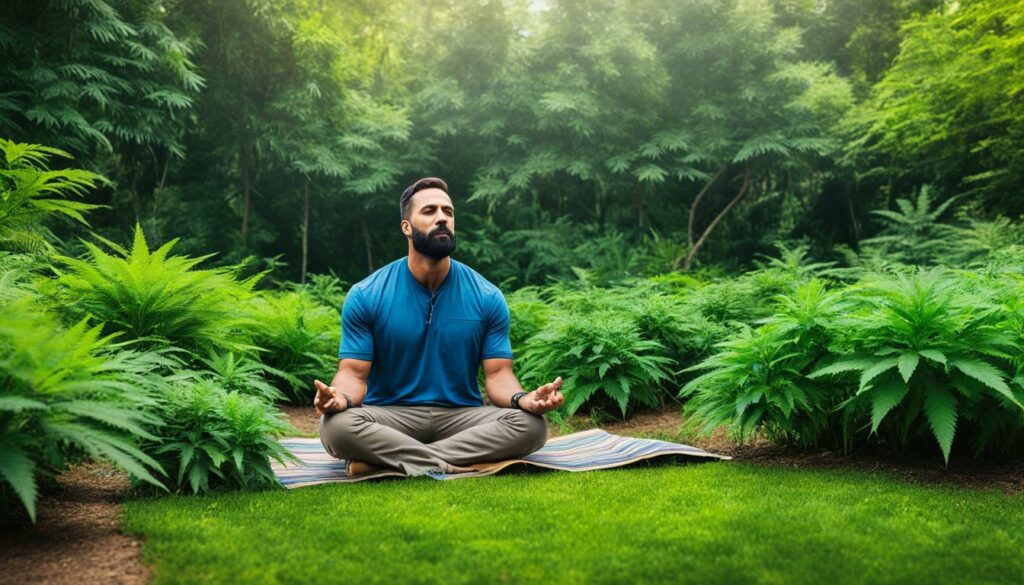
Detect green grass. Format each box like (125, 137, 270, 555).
(123, 464, 1023, 585)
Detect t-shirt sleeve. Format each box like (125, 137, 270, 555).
(338, 287, 374, 361)
(481, 290, 514, 360)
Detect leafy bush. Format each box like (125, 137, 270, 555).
(147, 379, 295, 494)
(0, 139, 102, 254)
(517, 310, 675, 418)
(247, 291, 339, 403)
(52, 225, 261, 356)
(197, 352, 286, 403)
(506, 287, 554, 352)
(681, 280, 843, 448)
(0, 299, 168, 522)
(810, 270, 1024, 461)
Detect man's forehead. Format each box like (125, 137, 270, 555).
(412, 189, 453, 209)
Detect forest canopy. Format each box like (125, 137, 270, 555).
(1, 0, 1019, 286)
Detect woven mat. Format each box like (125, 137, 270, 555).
(272, 428, 731, 488)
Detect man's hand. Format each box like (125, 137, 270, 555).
(313, 379, 348, 415)
(520, 376, 564, 415)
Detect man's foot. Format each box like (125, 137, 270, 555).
(346, 459, 385, 477)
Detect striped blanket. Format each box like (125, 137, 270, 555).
(272, 429, 731, 488)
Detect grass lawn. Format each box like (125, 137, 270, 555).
(123, 463, 1023, 585)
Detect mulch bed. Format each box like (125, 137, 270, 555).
(3, 404, 1019, 585)
(0, 462, 150, 585)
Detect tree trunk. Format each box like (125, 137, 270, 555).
(635, 183, 645, 228)
(683, 170, 752, 271)
(152, 154, 170, 243)
(301, 180, 310, 285)
(240, 144, 251, 244)
(688, 164, 727, 248)
(362, 218, 375, 273)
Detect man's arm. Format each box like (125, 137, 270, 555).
(313, 358, 371, 415)
(482, 358, 564, 414)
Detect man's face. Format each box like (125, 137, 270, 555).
(404, 188, 456, 260)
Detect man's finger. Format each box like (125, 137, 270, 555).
(553, 376, 563, 389)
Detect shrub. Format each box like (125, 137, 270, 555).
(810, 270, 1024, 461)
(147, 379, 295, 494)
(681, 280, 843, 448)
(0, 138, 102, 254)
(0, 298, 168, 522)
(197, 352, 286, 403)
(52, 225, 262, 356)
(247, 291, 339, 403)
(516, 310, 675, 418)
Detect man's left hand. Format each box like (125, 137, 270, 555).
(520, 376, 564, 415)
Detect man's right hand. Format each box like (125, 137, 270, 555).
(313, 379, 347, 415)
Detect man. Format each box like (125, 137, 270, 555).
(313, 177, 565, 476)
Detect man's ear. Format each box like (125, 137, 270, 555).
(400, 219, 412, 238)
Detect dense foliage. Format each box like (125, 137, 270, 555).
(3, 0, 1023, 522)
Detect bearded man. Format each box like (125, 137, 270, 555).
(313, 177, 565, 476)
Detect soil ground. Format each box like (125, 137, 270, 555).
(3, 405, 1020, 584)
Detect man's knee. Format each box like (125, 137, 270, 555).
(319, 409, 369, 459)
(504, 409, 548, 453)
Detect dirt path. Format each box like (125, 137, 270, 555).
(0, 462, 150, 585)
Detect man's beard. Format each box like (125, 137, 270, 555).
(411, 224, 457, 260)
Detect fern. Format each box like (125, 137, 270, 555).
(53, 224, 262, 357)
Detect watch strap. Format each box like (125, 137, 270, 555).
(511, 391, 528, 410)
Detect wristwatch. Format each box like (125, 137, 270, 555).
(510, 391, 528, 410)
(340, 392, 353, 410)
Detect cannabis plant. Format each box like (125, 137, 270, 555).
(53, 225, 261, 357)
(859, 185, 961, 266)
(810, 270, 1023, 461)
(197, 352, 286, 403)
(516, 312, 675, 417)
(0, 139, 102, 254)
(681, 280, 843, 448)
(0, 299, 169, 522)
(146, 379, 295, 494)
(248, 291, 340, 403)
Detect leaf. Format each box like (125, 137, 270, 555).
(808, 357, 875, 379)
(950, 358, 1020, 408)
(0, 441, 38, 523)
(897, 352, 920, 384)
(918, 349, 947, 365)
(923, 387, 958, 464)
(869, 379, 909, 434)
(858, 358, 899, 393)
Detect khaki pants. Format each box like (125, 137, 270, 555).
(319, 405, 548, 476)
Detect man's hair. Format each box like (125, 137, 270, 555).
(400, 177, 449, 220)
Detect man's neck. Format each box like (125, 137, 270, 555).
(407, 250, 451, 292)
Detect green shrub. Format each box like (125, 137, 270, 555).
(197, 352, 286, 403)
(681, 280, 843, 448)
(810, 270, 1024, 461)
(0, 139, 102, 254)
(248, 291, 339, 403)
(517, 310, 675, 418)
(52, 225, 262, 356)
(0, 298, 168, 522)
(506, 287, 554, 353)
(147, 379, 295, 494)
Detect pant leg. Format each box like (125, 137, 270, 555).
(427, 406, 548, 466)
(320, 405, 455, 476)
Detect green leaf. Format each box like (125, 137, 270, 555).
(869, 379, 909, 434)
(950, 358, 1020, 408)
(858, 358, 899, 393)
(923, 387, 958, 464)
(897, 352, 920, 384)
(0, 441, 38, 523)
(918, 349, 947, 365)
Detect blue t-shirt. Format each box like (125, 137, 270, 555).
(338, 257, 514, 407)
